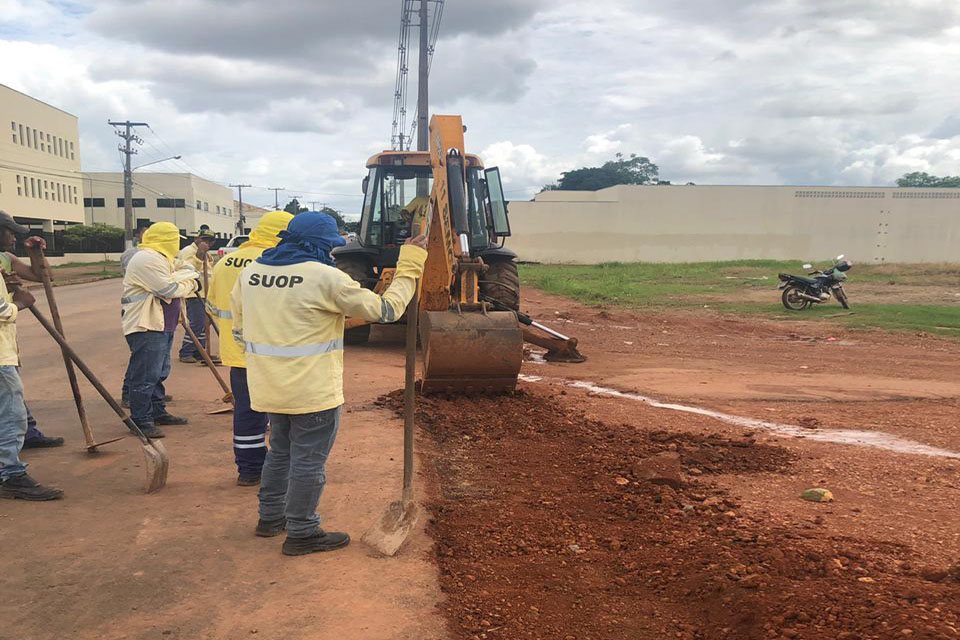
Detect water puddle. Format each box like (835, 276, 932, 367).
(518, 375, 960, 460)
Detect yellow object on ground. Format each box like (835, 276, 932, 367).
(207, 211, 293, 368)
(801, 488, 834, 502)
(231, 244, 426, 414)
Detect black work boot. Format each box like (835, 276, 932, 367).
(0, 474, 64, 501)
(237, 474, 261, 487)
(130, 423, 165, 439)
(22, 436, 65, 449)
(282, 530, 351, 556)
(155, 413, 188, 426)
(255, 517, 287, 538)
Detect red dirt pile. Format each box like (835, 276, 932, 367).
(381, 388, 960, 640)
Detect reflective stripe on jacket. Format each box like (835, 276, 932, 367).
(231, 244, 427, 414)
(207, 247, 264, 368)
(122, 248, 199, 335)
(0, 275, 19, 366)
(175, 243, 212, 299)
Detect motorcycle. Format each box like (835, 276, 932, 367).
(778, 255, 853, 311)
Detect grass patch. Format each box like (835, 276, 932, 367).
(520, 261, 960, 336)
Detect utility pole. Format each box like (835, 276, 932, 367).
(417, 0, 429, 153)
(268, 187, 285, 210)
(230, 183, 251, 235)
(109, 120, 148, 249)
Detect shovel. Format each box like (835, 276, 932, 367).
(24, 300, 168, 492)
(179, 304, 234, 412)
(28, 246, 123, 452)
(362, 289, 420, 556)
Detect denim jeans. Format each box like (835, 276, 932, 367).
(178, 297, 206, 358)
(258, 407, 341, 538)
(124, 330, 173, 427)
(230, 367, 269, 477)
(0, 365, 29, 480)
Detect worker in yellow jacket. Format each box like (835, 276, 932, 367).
(122, 222, 200, 438)
(231, 211, 427, 555)
(176, 226, 215, 364)
(0, 211, 63, 501)
(206, 211, 293, 487)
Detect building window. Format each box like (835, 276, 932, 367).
(157, 198, 186, 208)
(18, 124, 24, 146)
(58, 138, 63, 156)
(117, 197, 146, 208)
(203, 202, 209, 211)
(216, 205, 221, 214)
(84, 197, 105, 207)
(196, 200, 202, 210)
(69, 141, 74, 160)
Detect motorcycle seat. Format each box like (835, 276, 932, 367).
(780, 273, 818, 285)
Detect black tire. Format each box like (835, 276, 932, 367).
(781, 286, 810, 311)
(480, 259, 520, 311)
(835, 287, 850, 309)
(336, 257, 374, 344)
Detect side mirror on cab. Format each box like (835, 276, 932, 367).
(362, 175, 370, 194)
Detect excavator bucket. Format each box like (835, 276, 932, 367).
(420, 310, 523, 394)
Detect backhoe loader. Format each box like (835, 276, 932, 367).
(333, 115, 584, 393)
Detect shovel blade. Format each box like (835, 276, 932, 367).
(362, 500, 419, 556)
(142, 439, 169, 493)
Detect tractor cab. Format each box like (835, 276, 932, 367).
(335, 151, 513, 271)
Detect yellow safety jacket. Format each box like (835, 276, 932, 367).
(122, 248, 200, 335)
(0, 264, 19, 366)
(231, 244, 427, 414)
(206, 247, 265, 368)
(175, 243, 213, 299)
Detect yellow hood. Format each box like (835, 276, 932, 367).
(139, 222, 182, 261)
(241, 210, 294, 249)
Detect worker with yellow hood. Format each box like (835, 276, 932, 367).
(207, 211, 293, 486)
(121, 222, 200, 438)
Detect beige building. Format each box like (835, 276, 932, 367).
(82, 172, 240, 238)
(0, 84, 83, 235)
(506, 185, 960, 264)
(235, 200, 272, 233)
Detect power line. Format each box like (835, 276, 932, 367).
(108, 119, 148, 249)
(407, 0, 444, 147)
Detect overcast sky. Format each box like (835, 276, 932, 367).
(2, 0, 959, 212)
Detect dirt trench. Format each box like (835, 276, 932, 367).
(381, 389, 960, 640)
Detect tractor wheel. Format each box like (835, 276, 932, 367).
(336, 257, 373, 344)
(480, 259, 520, 311)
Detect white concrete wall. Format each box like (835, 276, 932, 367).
(47, 253, 123, 266)
(505, 185, 960, 264)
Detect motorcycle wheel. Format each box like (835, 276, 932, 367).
(782, 286, 811, 311)
(834, 287, 850, 310)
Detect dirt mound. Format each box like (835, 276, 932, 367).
(394, 389, 960, 640)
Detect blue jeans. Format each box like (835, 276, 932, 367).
(230, 367, 268, 477)
(178, 298, 206, 358)
(0, 366, 29, 480)
(124, 331, 173, 427)
(258, 407, 341, 538)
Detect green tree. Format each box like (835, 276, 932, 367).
(319, 206, 347, 232)
(62, 223, 124, 252)
(283, 198, 308, 214)
(896, 172, 960, 187)
(544, 153, 662, 191)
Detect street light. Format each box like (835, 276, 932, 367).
(121, 155, 181, 249)
(133, 155, 181, 171)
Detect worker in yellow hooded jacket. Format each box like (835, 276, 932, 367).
(122, 222, 200, 438)
(231, 212, 427, 555)
(206, 211, 293, 486)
